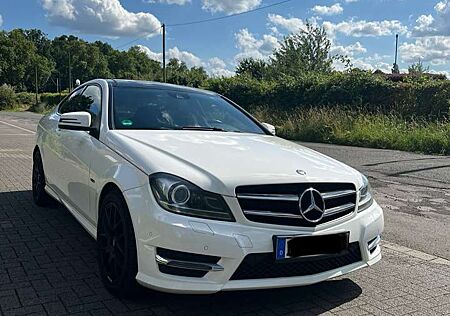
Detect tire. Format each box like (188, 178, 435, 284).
(97, 190, 139, 297)
(32, 150, 53, 207)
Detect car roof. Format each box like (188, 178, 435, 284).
(104, 79, 217, 96)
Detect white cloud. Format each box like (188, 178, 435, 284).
(413, 0, 450, 36)
(137, 45, 233, 77)
(267, 14, 306, 33)
(399, 36, 450, 65)
(414, 14, 435, 34)
(201, 0, 261, 14)
(234, 28, 280, 61)
(142, 0, 191, 5)
(334, 53, 392, 73)
(138, 45, 202, 68)
(0, 14, 3, 27)
(323, 19, 408, 37)
(144, 0, 190, 5)
(312, 3, 343, 16)
(330, 41, 366, 56)
(344, 0, 358, 3)
(41, 0, 161, 38)
(269, 13, 407, 39)
(206, 57, 234, 77)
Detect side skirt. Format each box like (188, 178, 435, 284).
(45, 185, 98, 239)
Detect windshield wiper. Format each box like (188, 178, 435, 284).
(180, 126, 226, 132)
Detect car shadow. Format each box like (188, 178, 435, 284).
(0, 190, 362, 315)
(128, 279, 362, 315)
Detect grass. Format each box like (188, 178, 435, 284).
(252, 106, 450, 155)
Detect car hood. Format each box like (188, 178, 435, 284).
(106, 130, 363, 196)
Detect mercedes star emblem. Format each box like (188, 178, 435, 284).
(299, 188, 326, 223)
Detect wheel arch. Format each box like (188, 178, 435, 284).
(98, 182, 123, 215)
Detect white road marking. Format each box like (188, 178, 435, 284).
(0, 120, 36, 134)
(383, 240, 449, 264)
(0, 134, 33, 136)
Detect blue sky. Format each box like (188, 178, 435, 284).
(0, 0, 449, 77)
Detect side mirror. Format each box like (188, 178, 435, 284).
(58, 111, 92, 131)
(261, 122, 276, 135)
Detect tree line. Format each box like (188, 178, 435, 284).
(0, 29, 208, 93)
(0, 23, 347, 93)
(1, 24, 446, 110)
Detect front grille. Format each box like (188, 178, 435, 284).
(236, 183, 357, 227)
(230, 242, 361, 280)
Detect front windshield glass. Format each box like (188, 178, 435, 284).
(112, 86, 265, 134)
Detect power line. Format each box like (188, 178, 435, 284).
(114, 0, 293, 50)
(167, 0, 294, 27)
(114, 25, 162, 50)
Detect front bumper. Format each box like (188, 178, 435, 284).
(124, 186, 384, 294)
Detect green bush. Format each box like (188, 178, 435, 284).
(40, 92, 65, 108)
(0, 84, 17, 110)
(16, 92, 36, 105)
(204, 71, 450, 119)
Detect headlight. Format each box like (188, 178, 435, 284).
(358, 174, 374, 212)
(149, 173, 235, 222)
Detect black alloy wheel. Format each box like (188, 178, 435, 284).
(32, 150, 52, 206)
(97, 190, 139, 297)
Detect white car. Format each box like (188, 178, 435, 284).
(33, 79, 383, 296)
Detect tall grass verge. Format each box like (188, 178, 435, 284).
(252, 107, 450, 155)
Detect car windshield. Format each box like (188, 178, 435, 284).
(112, 86, 265, 134)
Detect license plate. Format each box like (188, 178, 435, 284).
(274, 232, 350, 260)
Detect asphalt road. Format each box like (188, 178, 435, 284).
(0, 111, 449, 315)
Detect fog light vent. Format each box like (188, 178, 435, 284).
(367, 236, 381, 254)
(156, 248, 222, 278)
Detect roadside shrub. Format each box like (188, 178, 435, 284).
(252, 106, 450, 155)
(40, 93, 65, 108)
(0, 84, 17, 110)
(204, 71, 450, 119)
(16, 92, 36, 106)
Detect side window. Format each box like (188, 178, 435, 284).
(59, 88, 85, 114)
(81, 85, 102, 127)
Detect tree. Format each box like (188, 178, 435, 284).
(270, 22, 333, 77)
(236, 58, 269, 80)
(408, 59, 429, 75)
(166, 59, 208, 87)
(0, 30, 55, 91)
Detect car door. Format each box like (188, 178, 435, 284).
(53, 85, 102, 221)
(43, 88, 85, 193)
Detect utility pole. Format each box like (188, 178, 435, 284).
(392, 34, 400, 74)
(35, 66, 39, 106)
(57, 77, 61, 101)
(162, 23, 166, 83)
(68, 51, 72, 92)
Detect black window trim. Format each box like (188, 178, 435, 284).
(82, 83, 103, 139)
(56, 85, 87, 115)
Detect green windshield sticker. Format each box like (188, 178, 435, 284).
(122, 119, 133, 126)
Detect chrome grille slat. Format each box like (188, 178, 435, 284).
(236, 193, 298, 201)
(321, 190, 356, 200)
(323, 203, 355, 217)
(243, 210, 302, 219)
